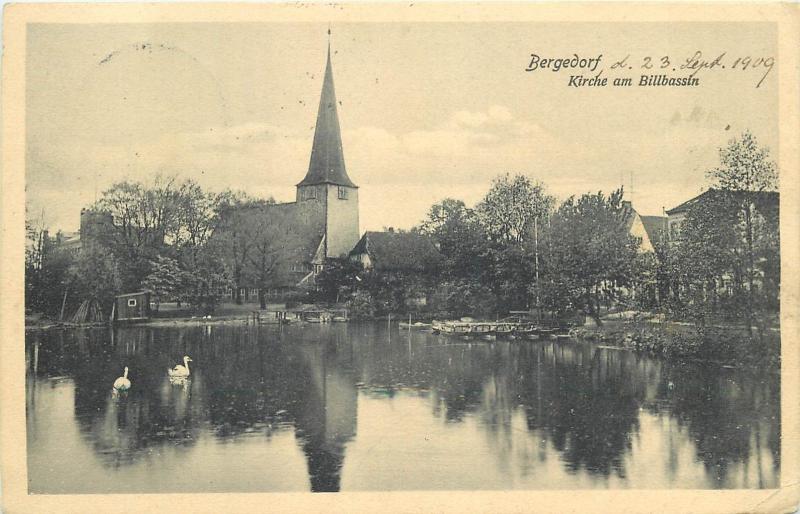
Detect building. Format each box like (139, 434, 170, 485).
(53, 208, 163, 256)
(349, 230, 443, 308)
(213, 39, 359, 300)
(639, 215, 669, 249)
(663, 188, 780, 306)
(621, 201, 667, 253)
(349, 230, 443, 273)
(665, 189, 779, 242)
(113, 291, 152, 322)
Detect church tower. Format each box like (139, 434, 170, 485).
(296, 36, 360, 259)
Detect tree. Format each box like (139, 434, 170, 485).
(25, 221, 74, 317)
(93, 175, 182, 289)
(484, 243, 534, 313)
(476, 174, 555, 313)
(674, 192, 743, 324)
(209, 194, 274, 304)
(67, 246, 123, 318)
(142, 255, 187, 310)
(241, 205, 307, 310)
(315, 258, 363, 303)
(706, 131, 779, 334)
(476, 173, 554, 245)
(542, 189, 640, 326)
(417, 198, 490, 281)
(173, 181, 231, 271)
(183, 264, 229, 315)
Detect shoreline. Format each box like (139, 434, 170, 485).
(24, 314, 780, 374)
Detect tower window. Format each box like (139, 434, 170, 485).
(338, 186, 348, 200)
(304, 187, 316, 200)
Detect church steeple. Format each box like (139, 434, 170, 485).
(297, 34, 357, 188)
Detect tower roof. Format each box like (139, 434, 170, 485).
(297, 40, 357, 189)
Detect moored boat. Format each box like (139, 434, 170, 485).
(470, 322, 496, 340)
(441, 321, 473, 337)
(495, 323, 516, 339)
(515, 322, 538, 339)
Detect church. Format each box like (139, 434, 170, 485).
(214, 39, 361, 302)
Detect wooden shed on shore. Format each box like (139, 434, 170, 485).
(112, 291, 152, 322)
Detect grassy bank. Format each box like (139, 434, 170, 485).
(570, 319, 780, 370)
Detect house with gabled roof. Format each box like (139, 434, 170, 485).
(349, 229, 444, 308)
(621, 201, 667, 253)
(349, 229, 443, 273)
(665, 189, 779, 242)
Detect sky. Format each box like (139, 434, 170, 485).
(26, 22, 778, 233)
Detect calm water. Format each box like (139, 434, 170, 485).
(25, 323, 780, 493)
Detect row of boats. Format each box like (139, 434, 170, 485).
(399, 319, 566, 340)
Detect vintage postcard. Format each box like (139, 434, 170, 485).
(1, 3, 799, 513)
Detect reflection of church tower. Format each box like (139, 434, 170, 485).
(295, 341, 357, 492)
(295, 34, 360, 259)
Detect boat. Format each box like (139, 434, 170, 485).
(332, 316, 348, 322)
(495, 323, 516, 339)
(470, 322, 496, 340)
(431, 320, 444, 334)
(515, 323, 538, 339)
(305, 317, 323, 323)
(440, 321, 473, 337)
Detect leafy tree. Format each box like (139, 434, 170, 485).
(630, 251, 660, 311)
(417, 198, 490, 281)
(239, 204, 308, 310)
(361, 272, 408, 316)
(705, 131, 779, 334)
(485, 243, 534, 313)
(173, 182, 216, 263)
(142, 255, 187, 310)
(476, 174, 554, 313)
(709, 131, 777, 193)
(66, 246, 123, 318)
(476, 173, 554, 245)
(542, 189, 639, 326)
(674, 192, 743, 324)
(209, 195, 274, 304)
(315, 258, 363, 303)
(25, 223, 74, 317)
(92, 175, 182, 289)
(184, 266, 229, 315)
(347, 290, 376, 320)
(441, 279, 498, 318)
(418, 175, 555, 316)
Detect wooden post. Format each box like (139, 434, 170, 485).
(59, 287, 69, 321)
(110, 300, 116, 325)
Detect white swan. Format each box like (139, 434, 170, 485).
(168, 356, 192, 378)
(113, 366, 131, 391)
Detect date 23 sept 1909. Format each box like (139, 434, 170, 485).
(525, 51, 775, 89)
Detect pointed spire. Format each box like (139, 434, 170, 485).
(298, 32, 357, 188)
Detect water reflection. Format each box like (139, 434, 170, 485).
(25, 324, 780, 493)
